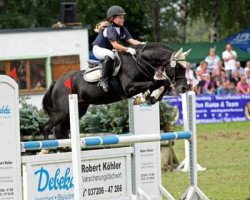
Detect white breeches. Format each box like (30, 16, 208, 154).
(93, 45, 115, 60)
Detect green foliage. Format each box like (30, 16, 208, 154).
(0, 0, 249, 43)
(0, 0, 184, 43)
(107, 100, 129, 133)
(79, 100, 129, 134)
(80, 100, 176, 134)
(19, 97, 47, 137)
(159, 101, 177, 131)
(189, 0, 250, 39)
(18, 96, 176, 137)
(79, 105, 111, 133)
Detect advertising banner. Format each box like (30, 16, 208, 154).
(163, 94, 250, 124)
(224, 27, 250, 53)
(22, 149, 132, 200)
(0, 76, 22, 200)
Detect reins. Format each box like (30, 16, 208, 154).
(132, 43, 182, 89)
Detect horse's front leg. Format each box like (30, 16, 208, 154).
(146, 85, 167, 105)
(133, 89, 152, 105)
(125, 81, 155, 105)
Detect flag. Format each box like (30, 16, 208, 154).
(9, 68, 17, 80)
(64, 78, 72, 93)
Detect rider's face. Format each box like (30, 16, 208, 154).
(113, 15, 125, 26)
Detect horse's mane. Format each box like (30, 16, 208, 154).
(117, 42, 174, 57)
(135, 42, 175, 53)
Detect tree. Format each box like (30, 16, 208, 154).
(77, 0, 153, 43)
(0, 0, 184, 43)
(0, 0, 63, 29)
(189, 0, 250, 41)
(178, 0, 189, 42)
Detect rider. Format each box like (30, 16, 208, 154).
(92, 5, 145, 92)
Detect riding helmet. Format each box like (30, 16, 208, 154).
(107, 5, 126, 20)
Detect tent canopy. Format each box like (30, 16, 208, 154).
(168, 41, 250, 63)
(224, 27, 250, 53)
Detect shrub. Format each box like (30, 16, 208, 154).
(80, 100, 176, 134)
(19, 97, 47, 138)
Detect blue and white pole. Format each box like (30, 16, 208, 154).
(21, 131, 191, 151)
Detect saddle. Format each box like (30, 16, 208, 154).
(83, 52, 121, 83)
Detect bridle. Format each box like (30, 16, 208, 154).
(132, 43, 186, 90)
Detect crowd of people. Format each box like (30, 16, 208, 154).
(186, 44, 250, 95)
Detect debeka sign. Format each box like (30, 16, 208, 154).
(34, 167, 74, 192)
(0, 75, 22, 200)
(29, 157, 126, 199)
(0, 105, 11, 117)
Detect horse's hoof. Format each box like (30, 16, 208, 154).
(133, 97, 146, 105)
(37, 149, 49, 155)
(133, 98, 140, 105)
(147, 97, 157, 105)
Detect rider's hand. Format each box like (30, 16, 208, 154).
(140, 42, 146, 45)
(126, 47, 136, 55)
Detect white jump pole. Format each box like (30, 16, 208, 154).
(176, 92, 206, 172)
(69, 94, 83, 200)
(180, 91, 209, 200)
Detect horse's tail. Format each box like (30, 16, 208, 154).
(42, 81, 56, 117)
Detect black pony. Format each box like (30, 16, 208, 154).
(42, 43, 190, 139)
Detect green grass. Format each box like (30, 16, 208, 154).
(162, 121, 250, 200)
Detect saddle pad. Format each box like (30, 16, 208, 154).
(83, 67, 101, 83)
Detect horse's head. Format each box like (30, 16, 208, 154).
(135, 43, 190, 94)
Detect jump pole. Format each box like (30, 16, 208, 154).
(180, 91, 209, 200)
(69, 95, 83, 200)
(176, 91, 206, 172)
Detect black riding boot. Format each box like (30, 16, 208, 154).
(98, 56, 113, 92)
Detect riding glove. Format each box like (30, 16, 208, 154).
(126, 47, 136, 55)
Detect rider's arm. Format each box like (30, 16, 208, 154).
(127, 38, 142, 46)
(110, 41, 129, 52)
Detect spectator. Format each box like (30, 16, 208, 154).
(186, 62, 198, 90)
(202, 74, 215, 94)
(229, 82, 237, 94)
(185, 62, 195, 89)
(235, 61, 245, 76)
(195, 66, 203, 81)
(222, 44, 237, 79)
(245, 61, 250, 75)
(194, 67, 205, 94)
(236, 76, 250, 94)
(196, 61, 209, 76)
(214, 79, 221, 94)
(216, 69, 229, 85)
(217, 82, 230, 95)
(246, 69, 250, 84)
(230, 70, 240, 87)
(205, 48, 220, 74)
(212, 60, 224, 79)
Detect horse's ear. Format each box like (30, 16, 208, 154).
(175, 48, 192, 68)
(183, 49, 191, 57)
(174, 48, 183, 59)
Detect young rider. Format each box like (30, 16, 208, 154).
(92, 5, 145, 92)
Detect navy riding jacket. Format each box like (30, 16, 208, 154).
(92, 23, 132, 50)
